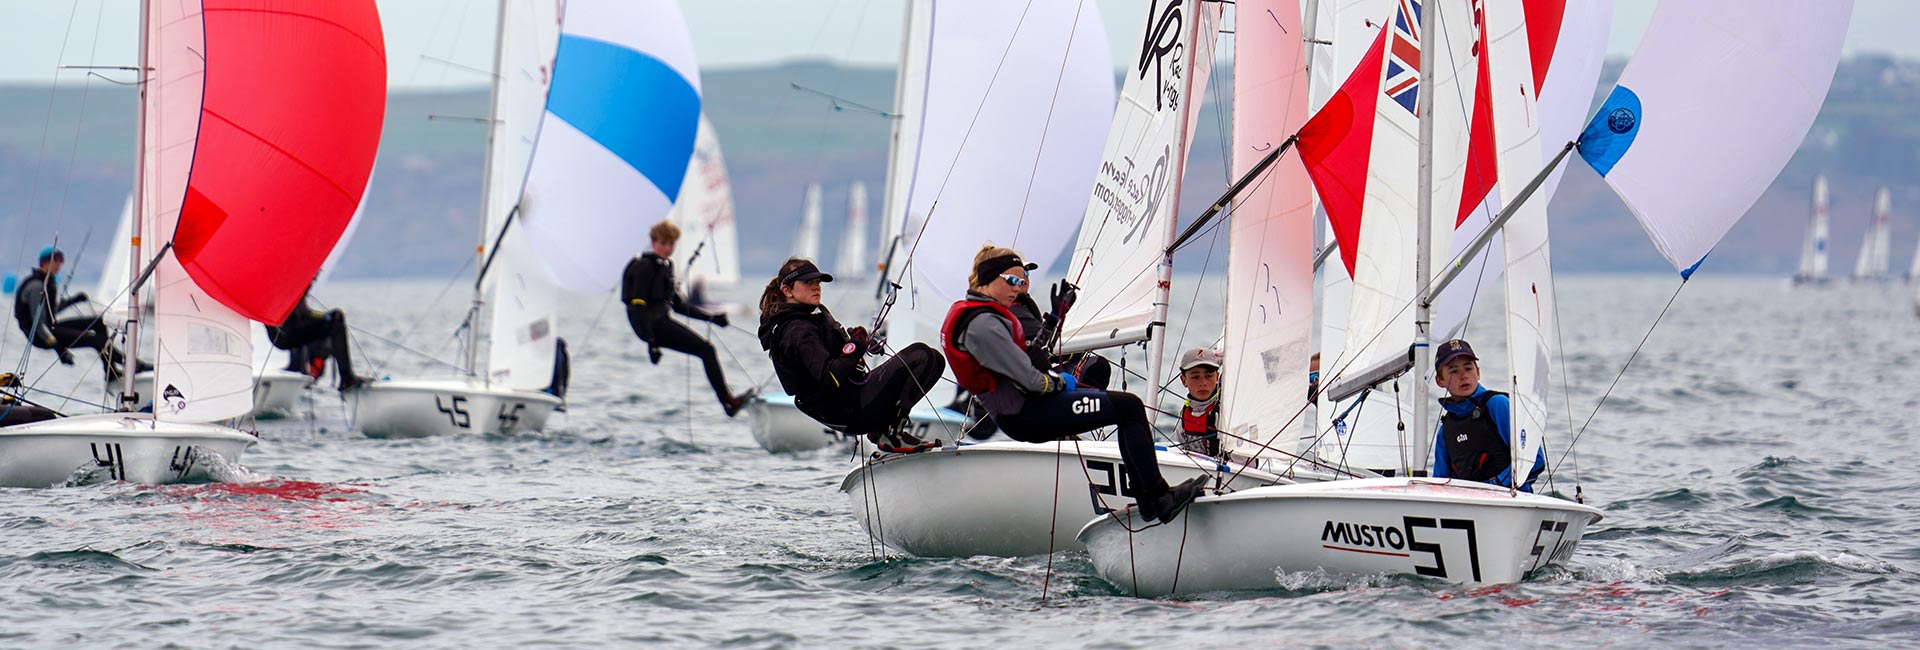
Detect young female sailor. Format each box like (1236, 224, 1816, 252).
(758, 258, 946, 452)
(940, 245, 1205, 523)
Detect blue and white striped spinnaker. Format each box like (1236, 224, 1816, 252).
(516, 0, 702, 292)
(1575, 0, 1851, 278)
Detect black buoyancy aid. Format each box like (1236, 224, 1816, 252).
(1181, 397, 1219, 457)
(940, 299, 1025, 394)
(1441, 390, 1510, 483)
(12, 270, 49, 334)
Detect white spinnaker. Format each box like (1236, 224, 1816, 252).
(1223, 0, 1312, 460)
(517, 0, 702, 292)
(667, 115, 740, 287)
(836, 181, 869, 279)
(483, 0, 562, 391)
(901, 0, 1112, 343)
(1485, 0, 1552, 487)
(145, 0, 253, 422)
(793, 182, 822, 261)
(1058, 0, 1216, 354)
(1576, 0, 1851, 277)
(1798, 176, 1829, 280)
(315, 164, 372, 287)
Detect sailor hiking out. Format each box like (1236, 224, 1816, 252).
(12, 247, 140, 381)
(624, 220, 754, 416)
(941, 245, 1205, 523)
(758, 258, 945, 452)
(265, 286, 367, 394)
(1430, 339, 1545, 492)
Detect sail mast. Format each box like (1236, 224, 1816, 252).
(464, 0, 512, 379)
(1410, 0, 1437, 473)
(123, 0, 152, 410)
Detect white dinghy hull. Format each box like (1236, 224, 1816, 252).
(130, 369, 315, 419)
(744, 393, 968, 454)
(0, 413, 257, 488)
(350, 378, 562, 438)
(1077, 477, 1603, 596)
(839, 441, 1288, 557)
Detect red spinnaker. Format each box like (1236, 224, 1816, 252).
(1297, 26, 1388, 279)
(175, 1, 387, 325)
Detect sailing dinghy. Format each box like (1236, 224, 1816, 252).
(1792, 176, 1833, 286)
(0, 0, 385, 487)
(353, 0, 702, 437)
(838, 0, 1322, 558)
(1080, 0, 1849, 594)
(1852, 187, 1894, 283)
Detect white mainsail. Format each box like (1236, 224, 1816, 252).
(1796, 175, 1831, 283)
(793, 182, 822, 261)
(667, 114, 740, 288)
(1058, 0, 1218, 356)
(1853, 188, 1892, 281)
(482, 0, 563, 391)
(1576, 0, 1852, 278)
(143, 0, 253, 422)
(835, 181, 869, 280)
(1221, 0, 1312, 459)
(95, 194, 137, 328)
(891, 0, 1112, 345)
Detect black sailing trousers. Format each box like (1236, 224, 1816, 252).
(993, 389, 1170, 499)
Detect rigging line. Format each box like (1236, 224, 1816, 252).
(47, 0, 114, 241)
(349, 324, 467, 374)
(19, 0, 90, 270)
(1163, 204, 1228, 392)
(1547, 261, 1583, 501)
(1007, 0, 1091, 251)
(891, 0, 1044, 276)
(1141, 403, 1373, 479)
(1552, 277, 1689, 474)
(367, 253, 475, 375)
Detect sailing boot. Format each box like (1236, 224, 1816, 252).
(868, 418, 937, 454)
(721, 388, 758, 418)
(1137, 476, 1208, 524)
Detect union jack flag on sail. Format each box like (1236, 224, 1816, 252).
(1383, 0, 1422, 114)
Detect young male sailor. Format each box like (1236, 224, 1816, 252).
(624, 220, 754, 416)
(266, 287, 367, 393)
(1175, 347, 1223, 459)
(942, 245, 1205, 523)
(758, 258, 945, 452)
(1430, 339, 1546, 492)
(13, 247, 138, 380)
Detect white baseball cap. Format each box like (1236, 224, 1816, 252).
(1178, 347, 1222, 371)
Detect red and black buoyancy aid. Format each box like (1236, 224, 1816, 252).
(1181, 397, 1220, 457)
(940, 299, 1025, 394)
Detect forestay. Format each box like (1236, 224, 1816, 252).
(483, 0, 563, 391)
(1577, 0, 1852, 277)
(667, 115, 741, 287)
(893, 0, 1112, 342)
(1059, 0, 1215, 355)
(518, 0, 702, 292)
(1222, 0, 1312, 458)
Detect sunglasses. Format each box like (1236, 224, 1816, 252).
(999, 274, 1029, 288)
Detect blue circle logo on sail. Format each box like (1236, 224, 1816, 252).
(1606, 107, 1636, 134)
(1576, 86, 1642, 177)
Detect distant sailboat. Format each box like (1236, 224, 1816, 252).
(1793, 175, 1832, 286)
(792, 182, 822, 261)
(1853, 187, 1893, 282)
(834, 181, 869, 280)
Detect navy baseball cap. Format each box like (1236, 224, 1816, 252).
(1434, 339, 1478, 371)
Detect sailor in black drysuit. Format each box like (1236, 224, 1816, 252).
(758, 259, 945, 451)
(623, 221, 753, 416)
(1429, 339, 1545, 492)
(13, 247, 135, 380)
(265, 288, 365, 393)
(941, 249, 1205, 523)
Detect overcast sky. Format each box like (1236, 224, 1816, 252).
(0, 1, 1903, 88)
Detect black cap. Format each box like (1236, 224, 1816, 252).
(1434, 339, 1478, 371)
(779, 260, 833, 285)
(974, 254, 1037, 285)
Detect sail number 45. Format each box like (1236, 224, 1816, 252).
(435, 395, 471, 429)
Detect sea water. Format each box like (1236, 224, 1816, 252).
(0, 275, 1914, 648)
